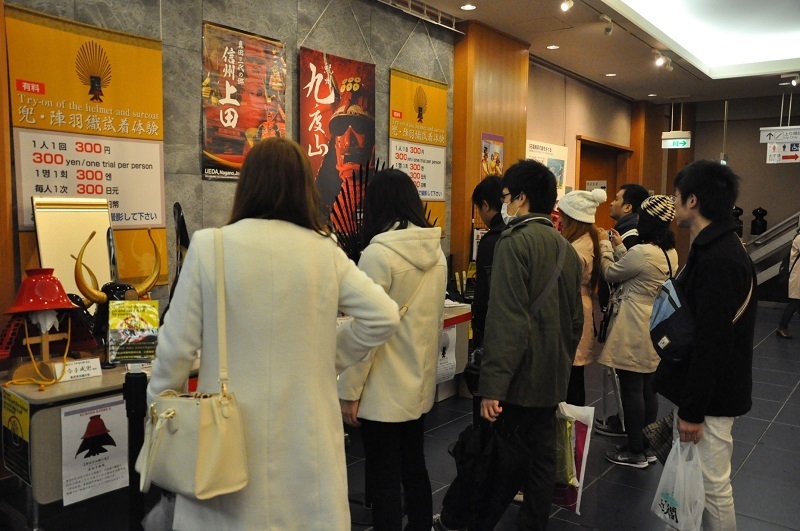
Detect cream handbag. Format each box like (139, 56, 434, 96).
(135, 228, 248, 499)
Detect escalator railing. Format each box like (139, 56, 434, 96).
(744, 211, 800, 300)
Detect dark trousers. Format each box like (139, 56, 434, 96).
(360, 416, 432, 531)
(566, 365, 585, 406)
(441, 404, 557, 531)
(616, 369, 657, 454)
(779, 298, 800, 328)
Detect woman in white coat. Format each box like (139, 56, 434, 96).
(147, 138, 400, 530)
(597, 195, 677, 469)
(557, 188, 605, 406)
(339, 169, 447, 531)
(777, 229, 800, 339)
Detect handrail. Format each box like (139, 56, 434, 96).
(745, 211, 800, 248)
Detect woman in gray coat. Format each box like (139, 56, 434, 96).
(597, 195, 677, 468)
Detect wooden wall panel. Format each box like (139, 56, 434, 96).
(630, 101, 665, 194)
(451, 22, 529, 272)
(0, 2, 17, 328)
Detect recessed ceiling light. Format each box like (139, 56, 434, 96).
(648, 93, 657, 97)
(605, 73, 616, 77)
(460, 3, 477, 10)
(779, 82, 791, 86)
(547, 45, 560, 50)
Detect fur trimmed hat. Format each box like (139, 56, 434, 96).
(558, 188, 607, 224)
(640, 195, 675, 224)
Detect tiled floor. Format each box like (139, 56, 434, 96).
(0, 308, 797, 530)
(344, 307, 800, 531)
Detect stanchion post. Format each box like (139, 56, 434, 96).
(124, 365, 148, 530)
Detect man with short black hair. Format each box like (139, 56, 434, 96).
(435, 160, 583, 531)
(655, 160, 757, 531)
(470, 176, 505, 349)
(609, 183, 649, 247)
(596, 182, 650, 437)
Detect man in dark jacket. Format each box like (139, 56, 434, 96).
(596, 183, 650, 437)
(470, 176, 505, 349)
(655, 160, 756, 531)
(434, 161, 582, 531)
(609, 183, 649, 248)
(479, 160, 583, 530)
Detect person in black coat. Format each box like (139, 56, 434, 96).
(471, 176, 506, 349)
(655, 160, 756, 531)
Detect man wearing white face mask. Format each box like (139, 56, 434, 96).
(482, 160, 583, 529)
(435, 161, 583, 531)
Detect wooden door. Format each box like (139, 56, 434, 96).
(575, 136, 632, 231)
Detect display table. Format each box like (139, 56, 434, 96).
(2, 366, 131, 507)
(435, 305, 472, 402)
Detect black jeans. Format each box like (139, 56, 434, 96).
(360, 416, 432, 531)
(779, 298, 800, 328)
(441, 404, 557, 531)
(616, 369, 657, 454)
(566, 365, 585, 406)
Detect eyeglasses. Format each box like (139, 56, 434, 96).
(501, 192, 523, 202)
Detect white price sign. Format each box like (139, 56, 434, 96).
(15, 128, 165, 230)
(389, 139, 446, 201)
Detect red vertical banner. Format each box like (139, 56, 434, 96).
(202, 22, 286, 180)
(298, 47, 375, 228)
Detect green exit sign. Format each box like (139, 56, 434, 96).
(662, 130, 692, 149)
(662, 138, 691, 149)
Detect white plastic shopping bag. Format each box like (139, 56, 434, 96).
(651, 438, 705, 530)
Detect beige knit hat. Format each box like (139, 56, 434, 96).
(640, 195, 675, 224)
(558, 188, 608, 223)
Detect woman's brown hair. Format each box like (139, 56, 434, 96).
(228, 137, 329, 235)
(560, 213, 601, 290)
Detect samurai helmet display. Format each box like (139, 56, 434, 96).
(6, 269, 78, 314)
(74, 228, 161, 304)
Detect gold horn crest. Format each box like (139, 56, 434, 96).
(74, 231, 108, 304)
(71, 254, 100, 308)
(132, 228, 161, 298)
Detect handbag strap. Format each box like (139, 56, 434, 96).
(733, 277, 753, 325)
(661, 248, 674, 278)
(662, 245, 752, 325)
(530, 236, 568, 316)
(399, 269, 430, 318)
(214, 229, 229, 394)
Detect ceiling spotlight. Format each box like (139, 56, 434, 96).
(560, 0, 573, 12)
(648, 94, 657, 97)
(460, 3, 477, 10)
(655, 55, 665, 67)
(780, 73, 800, 86)
(664, 58, 674, 72)
(599, 14, 613, 36)
(547, 44, 560, 50)
(605, 73, 616, 77)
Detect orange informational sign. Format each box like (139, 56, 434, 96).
(389, 69, 447, 147)
(5, 5, 163, 141)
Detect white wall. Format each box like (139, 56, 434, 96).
(527, 63, 631, 190)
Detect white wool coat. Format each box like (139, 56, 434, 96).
(338, 224, 447, 422)
(789, 233, 800, 300)
(147, 219, 399, 531)
(597, 240, 677, 374)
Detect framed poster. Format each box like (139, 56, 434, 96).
(299, 47, 375, 229)
(202, 22, 286, 180)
